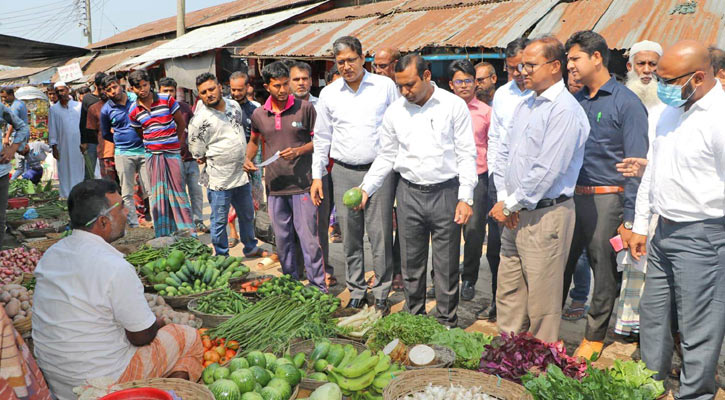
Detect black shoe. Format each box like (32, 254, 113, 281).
(461, 280, 475, 301)
(476, 304, 497, 322)
(374, 299, 390, 316)
(346, 297, 368, 309)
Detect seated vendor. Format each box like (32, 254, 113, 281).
(31, 179, 203, 400)
(11, 141, 51, 184)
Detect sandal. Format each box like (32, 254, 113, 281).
(244, 247, 270, 258)
(392, 273, 404, 290)
(326, 275, 338, 287)
(562, 302, 589, 321)
(228, 238, 240, 248)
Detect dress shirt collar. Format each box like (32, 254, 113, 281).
(263, 94, 295, 114)
(508, 80, 529, 96)
(579, 75, 617, 99)
(534, 79, 565, 102)
(404, 82, 441, 109)
(687, 82, 723, 114)
(340, 70, 374, 93)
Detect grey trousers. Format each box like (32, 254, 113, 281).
(115, 154, 149, 227)
(182, 160, 204, 223)
(640, 217, 725, 400)
(563, 193, 622, 341)
(331, 164, 394, 300)
(462, 173, 489, 283)
(317, 174, 333, 276)
(397, 180, 461, 326)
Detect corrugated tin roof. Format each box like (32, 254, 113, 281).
(530, 0, 725, 50)
(89, 0, 320, 49)
(0, 66, 51, 81)
(237, 0, 559, 58)
(81, 41, 168, 80)
(122, 3, 326, 66)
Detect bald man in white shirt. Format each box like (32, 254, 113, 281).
(629, 41, 725, 400)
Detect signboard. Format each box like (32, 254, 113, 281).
(57, 62, 83, 82)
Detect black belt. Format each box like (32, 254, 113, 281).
(535, 195, 570, 210)
(332, 159, 372, 171)
(401, 177, 458, 193)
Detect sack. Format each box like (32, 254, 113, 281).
(254, 203, 275, 245)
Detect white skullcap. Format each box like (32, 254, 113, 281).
(629, 40, 663, 58)
(53, 81, 67, 89)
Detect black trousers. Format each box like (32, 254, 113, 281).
(461, 173, 490, 284)
(485, 174, 501, 302)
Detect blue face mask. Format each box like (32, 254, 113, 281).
(657, 74, 695, 108)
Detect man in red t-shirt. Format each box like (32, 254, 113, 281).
(243, 61, 326, 292)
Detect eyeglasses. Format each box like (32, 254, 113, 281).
(85, 202, 121, 227)
(653, 71, 697, 85)
(452, 78, 474, 87)
(475, 74, 494, 84)
(336, 56, 360, 67)
(373, 63, 391, 70)
(517, 60, 557, 73)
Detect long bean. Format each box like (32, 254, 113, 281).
(196, 288, 251, 314)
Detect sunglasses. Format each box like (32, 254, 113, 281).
(85, 202, 121, 227)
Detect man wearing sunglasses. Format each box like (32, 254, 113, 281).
(629, 40, 725, 400)
(474, 62, 497, 105)
(489, 36, 589, 343)
(373, 48, 401, 82)
(563, 31, 649, 360)
(32, 180, 202, 399)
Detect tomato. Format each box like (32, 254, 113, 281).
(226, 340, 239, 350)
(203, 360, 214, 368)
(225, 349, 236, 359)
(201, 335, 210, 342)
(198, 328, 209, 336)
(202, 338, 212, 350)
(214, 346, 226, 357)
(204, 350, 220, 363)
(220, 357, 228, 364)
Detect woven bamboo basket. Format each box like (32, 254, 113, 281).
(227, 271, 249, 286)
(231, 274, 274, 297)
(298, 380, 350, 399)
(13, 314, 32, 335)
(18, 224, 55, 238)
(404, 345, 455, 370)
(7, 218, 38, 229)
(162, 287, 224, 309)
(383, 368, 533, 400)
(22, 273, 33, 284)
(290, 338, 368, 390)
(24, 237, 61, 253)
(186, 298, 233, 328)
(112, 377, 214, 399)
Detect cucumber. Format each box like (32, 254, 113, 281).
(153, 284, 169, 291)
(209, 269, 221, 286)
(202, 267, 214, 284)
(326, 344, 345, 367)
(175, 269, 190, 283)
(165, 277, 180, 287)
(221, 256, 236, 268)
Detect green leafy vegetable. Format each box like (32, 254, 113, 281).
(367, 312, 446, 351)
(429, 328, 492, 369)
(608, 360, 665, 399)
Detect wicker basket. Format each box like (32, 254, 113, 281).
(24, 237, 62, 253)
(289, 338, 368, 390)
(22, 273, 33, 284)
(13, 314, 32, 335)
(383, 368, 533, 400)
(231, 274, 274, 296)
(298, 380, 350, 399)
(227, 271, 250, 286)
(404, 345, 455, 370)
(112, 377, 214, 399)
(162, 287, 223, 309)
(187, 298, 233, 328)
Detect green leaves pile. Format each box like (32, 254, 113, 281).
(367, 312, 446, 352)
(522, 361, 665, 400)
(429, 328, 492, 369)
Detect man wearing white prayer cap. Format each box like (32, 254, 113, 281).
(614, 40, 666, 341)
(49, 81, 84, 198)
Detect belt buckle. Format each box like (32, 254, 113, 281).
(419, 184, 434, 193)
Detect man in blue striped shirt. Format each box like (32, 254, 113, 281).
(0, 102, 29, 245)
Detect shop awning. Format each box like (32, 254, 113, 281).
(235, 0, 559, 58)
(0, 34, 90, 67)
(121, 2, 326, 67)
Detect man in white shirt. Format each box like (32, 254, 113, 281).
(311, 36, 399, 312)
(477, 38, 532, 322)
(359, 54, 476, 327)
(628, 41, 725, 400)
(49, 81, 85, 198)
(32, 180, 202, 400)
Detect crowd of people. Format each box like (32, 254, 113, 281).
(0, 28, 724, 400)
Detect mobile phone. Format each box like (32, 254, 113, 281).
(609, 235, 624, 252)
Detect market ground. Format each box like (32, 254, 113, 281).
(183, 199, 725, 396)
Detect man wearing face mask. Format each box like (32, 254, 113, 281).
(626, 41, 725, 400)
(563, 31, 649, 360)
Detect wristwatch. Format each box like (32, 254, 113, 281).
(461, 198, 473, 206)
(502, 207, 511, 217)
(623, 221, 633, 230)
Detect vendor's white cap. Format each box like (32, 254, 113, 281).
(629, 40, 663, 58)
(53, 81, 67, 89)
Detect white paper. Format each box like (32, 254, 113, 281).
(256, 151, 280, 167)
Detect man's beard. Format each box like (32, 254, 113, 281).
(293, 90, 309, 100)
(475, 86, 494, 105)
(626, 70, 661, 108)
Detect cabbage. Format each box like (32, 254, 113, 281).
(309, 383, 342, 400)
(209, 379, 241, 400)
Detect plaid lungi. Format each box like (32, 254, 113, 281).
(146, 152, 194, 237)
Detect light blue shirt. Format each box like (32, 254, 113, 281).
(0, 102, 29, 178)
(10, 99, 28, 124)
(493, 80, 590, 212)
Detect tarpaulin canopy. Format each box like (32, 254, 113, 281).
(0, 34, 90, 67)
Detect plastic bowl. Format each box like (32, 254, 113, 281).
(99, 388, 173, 400)
(7, 197, 29, 209)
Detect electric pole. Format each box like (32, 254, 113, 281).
(177, 0, 186, 37)
(84, 0, 92, 44)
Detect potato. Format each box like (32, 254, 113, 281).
(13, 314, 24, 322)
(20, 301, 30, 311)
(18, 293, 29, 302)
(0, 291, 9, 303)
(9, 289, 19, 298)
(5, 298, 20, 318)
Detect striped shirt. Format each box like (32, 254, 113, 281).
(128, 92, 181, 152)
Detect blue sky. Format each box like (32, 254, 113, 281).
(0, 0, 230, 48)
